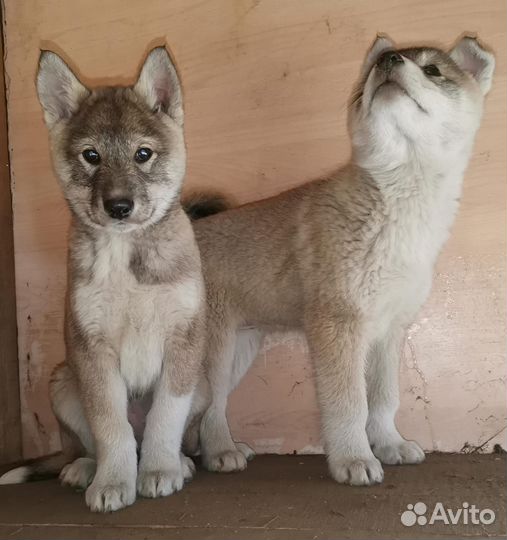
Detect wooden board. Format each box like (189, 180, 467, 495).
(0, 455, 504, 539)
(2, 0, 506, 458)
(0, 4, 21, 464)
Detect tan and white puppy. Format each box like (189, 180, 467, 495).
(184, 36, 495, 485)
(0, 47, 205, 512)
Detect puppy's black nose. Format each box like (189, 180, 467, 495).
(104, 198, 134, 220)
(377, 51, 404, 72)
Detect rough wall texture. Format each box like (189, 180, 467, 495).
(0, 3, 21, 465)
(2, 0, 506, 458)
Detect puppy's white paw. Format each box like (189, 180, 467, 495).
(181, 455, 196, 480)
(60, 457, 96, 490)
(85, 478, 136, 512)
(137, 466, 185, 498)
(204, 449, 247, 473)
(329, 455, 384, 486)
(373, 440, 425, 465)
(236, 442, 255, 461)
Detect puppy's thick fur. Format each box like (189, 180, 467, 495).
(184, 36, 495, 484)
(0, 48, 205, 512)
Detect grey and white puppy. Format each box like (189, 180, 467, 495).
(1, 47, 205, 512)
(183, 36, 495, 485)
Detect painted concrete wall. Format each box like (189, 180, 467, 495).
(3, 0, 506, 458)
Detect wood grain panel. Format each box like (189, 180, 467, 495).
(3, 0, 506, 457)
(0, 4, 21, 464)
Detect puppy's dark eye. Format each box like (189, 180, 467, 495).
(82, 148, 100, 165)
(423, 64, 441, 77)
(134, 147, 153, 163)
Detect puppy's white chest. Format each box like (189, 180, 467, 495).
(371, 218, 437, 334)
(119, 280, 201, 392)
(116, 288, 166, 393)
(74, 238, 161, 392)
(74, 236, 199, 394)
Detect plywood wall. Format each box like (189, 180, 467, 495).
(3, 0, 506, 458)
(0, 3, 21, 465)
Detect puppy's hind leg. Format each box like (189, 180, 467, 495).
(366, 328, 425, 465)
(182, 375, 211, 456)
(200, 323, 247, 473)
(229, 327, 265, 461)
(185, 328, 262, 462)
(50, 363, 97, 490)
(0, 363, 96, 488)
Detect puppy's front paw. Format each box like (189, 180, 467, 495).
(373, 440, 425, 465)
(60, 457, 96, 490)
(329, 455, 384, 486)
(204, 449, 247, 473)
(85, 478, 136, 512)
(137, 466, 185, 498)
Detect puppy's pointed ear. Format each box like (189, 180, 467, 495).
(361, 35, 395, 77)
(134, 47, 183, 125)
(36, 51, 89, 128)
(450, 37, 495, 95)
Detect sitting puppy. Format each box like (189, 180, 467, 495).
(184, 36, 495, 485)
(1, 47, 205, 512)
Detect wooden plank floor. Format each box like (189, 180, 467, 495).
(0, 454, 505, 539)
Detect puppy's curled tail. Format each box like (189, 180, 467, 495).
(182, 191, 233, 220)
(0, 452, 71, 484)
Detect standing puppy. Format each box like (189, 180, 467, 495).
(1, 47, 205, 512)
(185, 36, 495, 485)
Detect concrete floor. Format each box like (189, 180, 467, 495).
(0, 454, 505, 539)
